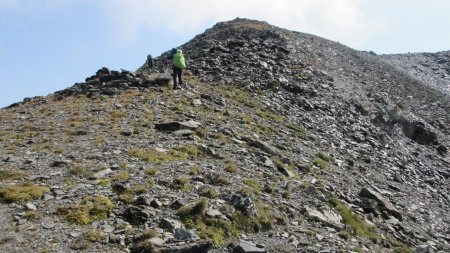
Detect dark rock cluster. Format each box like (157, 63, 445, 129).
(54, 67, 171, 99)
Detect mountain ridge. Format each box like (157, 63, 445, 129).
(0, 18, 449, 253)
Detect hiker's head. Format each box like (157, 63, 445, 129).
(177, 49, 183, 54)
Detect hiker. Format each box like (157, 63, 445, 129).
(146, 54, 153, 70)
(163, 48, 177, 70)
(172, 49, 187, 89)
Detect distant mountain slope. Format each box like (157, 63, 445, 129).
(381, 51, 450, 96)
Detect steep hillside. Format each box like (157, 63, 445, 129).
(1, 18, 449, 253)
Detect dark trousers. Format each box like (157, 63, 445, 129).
(173, 67, 183, 87)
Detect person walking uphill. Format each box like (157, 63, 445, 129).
(172, 49, 187, 89)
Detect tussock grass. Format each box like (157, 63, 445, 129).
(224, 160, 238, 173)
(128, 145, 202, 163)
(313, 158, 328, 170)
(177, 198, 280, 247)
(0, 169, 28, 181)
(242, 178, 263, 192)
(329, 198, 379, 240)
(199, 186, 219, 199)
(170, 177, 191, 191)
(63, 195, 114, 225)
(0, 182, 49, 202)
(256, 109, 285, 122)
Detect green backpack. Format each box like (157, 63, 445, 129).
(173, 52, 186, 69)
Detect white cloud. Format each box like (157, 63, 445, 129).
(95, 0, 381, 48)
(1, 0, 382, 48)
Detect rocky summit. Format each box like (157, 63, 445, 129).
(0, 18, 449, 253)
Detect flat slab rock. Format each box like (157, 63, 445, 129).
(359, 188, 402, 220)
(159, 241, 213, 253)
(234, 240, 266, 253)
(305, 206, 343, 229)
(155, 120, 201, 132)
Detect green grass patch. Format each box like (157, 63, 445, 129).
(199, 186, 219, 199)
(329, 198, 379, 240)
(177, 199, 279, 247)
(0, 182, 49, 202)
(286, 124, 308, 139)
(242, 178, 263, 192)
(86, 229, 103, 242)
(112, 171, 129, 182)
(256, 109, 285, 122)
(128, 145, 202, 163)
(170, 177, 191, 191)
(224, 160, 238, 173)
(205, 173, 230, 186)
(144, 168, 159, 176)
(70, 164, 85, 176)
(318, 152, 335, 163)
(386, 234, 413, 253)
(0, 169, 28, 181)
(313, 158, 328, 170)
(188, 165, 202, 175)
(63, 195, 114, 225)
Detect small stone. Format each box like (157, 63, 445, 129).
(192, 99, 202, 106)
(305, 206, 343, 228)
(174, 129, 194, 136)
(121, 128, 133, 136)
(112, 182, 130, 194)
(174, 228, 199, 241)
(110, 164, 120, 170)
(159, 218, 182, 231)
(148, 237, 165, 246)
(150, 199, 163, 208)
(123, 206, 155, 225)
(26, 175, 51, 181)
(16, 219, 27, 225)
(70, 232, 82, 238)
(25, 203, 37, 211)
(109, 234, 121, 244)
(42, 222, 55, 229)
(102, 224, 115, 233)
(135, 195, 152, 206)
(230, 194, 258, 217)
(278, 166, 295, 178)
(92, 169, 113, 179)
(415, 244, 431, 253)
(206, 209, 222, 217)
(43, 194, 54, 201)
(316, 234, 324, 241)
(262, 156, 274, 167)
(50, 160, 71, 167)
(52, 189, 65, 196)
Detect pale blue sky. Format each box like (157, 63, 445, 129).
(1, 0, 449, 108)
